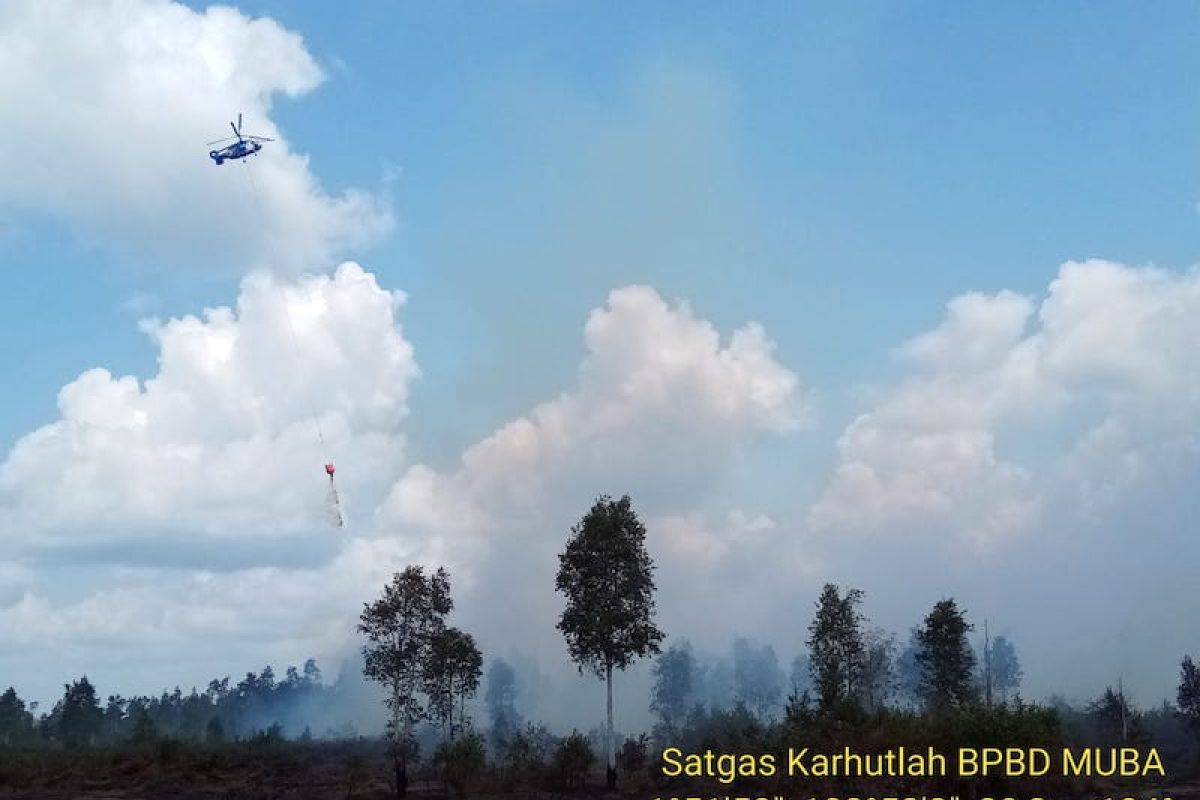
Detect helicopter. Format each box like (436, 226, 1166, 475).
(207, 113, 274, 165)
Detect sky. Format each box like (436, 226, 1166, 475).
(2, 0, 1200, 725)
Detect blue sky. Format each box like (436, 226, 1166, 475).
(3, 1, 1200, 715)
(266, 0, 1200, 454)
(8, 2, 1198, 460)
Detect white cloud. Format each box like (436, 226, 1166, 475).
(651, 509, 776, 565)
(368, 285, 808, 669)
(812, 259, 1200, 546)
(0, 0, 390, 272)
(0, 280, 805, 706)
(377, 284, 806, 570)
(0, 536, 410, 653)
(0, 262, 417, 552)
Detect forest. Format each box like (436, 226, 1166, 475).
(2, 496, 1199, 798)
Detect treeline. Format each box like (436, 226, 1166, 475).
(5, 493, 1200, 797)
(353, 495, 1200, 796)
(348, 496, 1071, 796)
(0, 659, 363, 749)
(646, 590, 1023, 733)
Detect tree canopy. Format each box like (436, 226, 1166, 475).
(916, 598, 976, 713)
(555, 495, 664, 675)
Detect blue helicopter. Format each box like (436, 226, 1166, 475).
(207, 114, 274, 165)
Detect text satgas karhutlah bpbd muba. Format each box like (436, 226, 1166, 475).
(660, 746, 1166, 784)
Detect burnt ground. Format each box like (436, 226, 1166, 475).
(2, 743, 1198, 800)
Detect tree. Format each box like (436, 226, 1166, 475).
(916, 598, 976, 713)
(732, 637, 785, 719)
(697, 656, 734, 710)
(893, 629, 923, 708)
(0, 687, 34, 746)
(130, 704, 159, 744)
(1090, 684, 1141, 744)
(179, 688, 209, 740)
(425, 627, 483, 741)
(556, 494, 664, 789)
(1178, 656, 1200, 737)
(359, 565, 452, 797)
(857, 627, 896, 712)
(650, 641, 696, 735)
(303, 657, 323, 685)
(485, 657, 521, 752)
(101, 694, 126, 743)
(806, 584, 866, 713)
(988, 635, 1023, 702)
(56, 676, 103, 747)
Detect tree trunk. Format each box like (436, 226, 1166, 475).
(394, 750, 407, 797)
(606, 661, 616, 790)
(395, 713, 410, 798)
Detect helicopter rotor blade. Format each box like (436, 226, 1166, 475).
(238, 112, 242, 132)
(206, 136, 237, 145)
(231, 121, 240, 139)
(244, 136, 275, 142)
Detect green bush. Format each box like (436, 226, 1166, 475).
(435, 732, 486, 797)
(499, 722, 554, 787)
(552, 730, 594, 790)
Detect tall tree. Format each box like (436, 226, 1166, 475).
(556, 494, 664, 790)
(56, 677, 103, 747)
(857, 627, 896, 712)
(806, 583, 866, 713)
(650, 641, 696, 735)
(485, 657, 521, 751)
(0, 687, 34, 746)
(425, 627, 483, 741)
(1178, 656, 1200, 738)
(697, 656, 735, 710)
(1090, 684, 1140, 744)
(101, 694, 126, 743)
(893, 629, 924, 708)
(987, 635, 1022, 702)
(359, 565, 452, 797)
(732, 637, 785, 719)
(916, 598, 977, 713)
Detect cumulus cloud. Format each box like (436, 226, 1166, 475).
(0, 280, 804, 705)
(378, 284, 805, 568)
(0, 536, 409, 653)
(812, 259, 1200, 546)
(651, 509, 777, 566)
(0, 0, 390, 272)
(0, 262, 417, 555)
(371, 285, 806, 665)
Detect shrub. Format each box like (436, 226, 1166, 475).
(552, 730, 595, 790)
(618, 733, 649, 774)
(247, 722, 286, 754)
(435, 733, 486, 797)
(500, 722, 554, 786)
